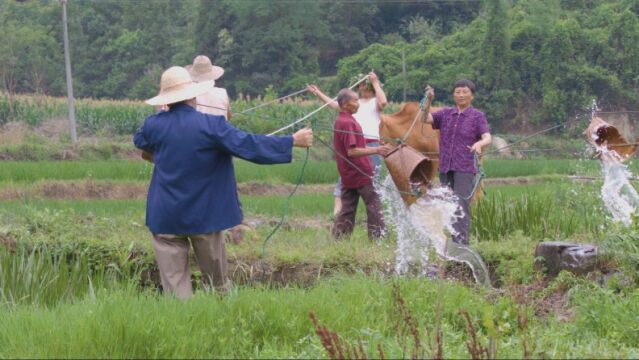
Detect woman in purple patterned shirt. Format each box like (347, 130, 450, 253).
(418, 79, 492, 245)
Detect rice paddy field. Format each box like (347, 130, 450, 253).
(1, 95, 638, 358)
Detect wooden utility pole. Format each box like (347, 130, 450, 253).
(402, 49, 407, 102)
(61, 0, 77, 143)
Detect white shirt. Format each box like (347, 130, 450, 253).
(196, 87, 230, 118)
(354, 97, 380, 141)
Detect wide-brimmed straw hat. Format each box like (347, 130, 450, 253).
(186, 55, 224, 82)
(145, 66, 213, 106)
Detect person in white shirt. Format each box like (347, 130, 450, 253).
(307, 71, 388, 216)
(187, 55, 231, 120)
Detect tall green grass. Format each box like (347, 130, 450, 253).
(0, 204, 390, 278)
(0, 276, 637, 358)
(0, 179, 618, 287)
(571, 284, 639, 348)
(0, 194, 339, 218)
(0, 247, 135, 307)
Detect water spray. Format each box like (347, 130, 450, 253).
(380, 143, 491, 286)
(584, 110, 639, 224)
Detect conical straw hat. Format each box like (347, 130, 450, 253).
(187, 55, 224, 82)
(145, 66, 213, 106)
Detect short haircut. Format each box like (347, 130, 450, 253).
(337, 89, 357, 107)
(453, 79, 476, 94)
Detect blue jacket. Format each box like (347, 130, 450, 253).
(133, 104, 293, 234)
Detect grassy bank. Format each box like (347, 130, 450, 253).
(0, 180, 629, 287)
(0, 275, 637, 358)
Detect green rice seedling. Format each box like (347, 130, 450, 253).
(0, 160, 337, 184)
(0, 161, 150, 183)
(0, 194, 337, 219)
(0, 199, 146, 218)
(473, 182, 606, 241)
(0, 194, 342, 219)
(240, 194, 333, 218)
(234, 159, 338, 184)
(482, 159, 600, 178)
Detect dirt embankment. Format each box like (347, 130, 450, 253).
(0, 178, 562, 201)
(0, 181, 336, 200)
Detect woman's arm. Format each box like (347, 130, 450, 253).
(347, 143, 393, 158)
(470, 133, 492, 154)
(418, 85, 435, 124)
(369, 72, 387, 111)
(307, 84, 339, 111)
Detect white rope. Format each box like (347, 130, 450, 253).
(238, 88, 309, 114)
(267, 74, 370, 136)
(401, 94, 432, 143)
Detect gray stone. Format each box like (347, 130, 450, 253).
(534, 241, 598, 276)
(491, 136, 514, 158)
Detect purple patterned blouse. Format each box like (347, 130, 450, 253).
(432, 106, 489, 174)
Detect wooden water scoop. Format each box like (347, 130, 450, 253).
(383, 144, 432, 206)
(584, 116, 638, 161)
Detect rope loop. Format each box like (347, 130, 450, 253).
(460, 152, 485, 200)
(419, 95, 428, 111)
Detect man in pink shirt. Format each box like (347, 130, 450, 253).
(332, 89, 393, 240)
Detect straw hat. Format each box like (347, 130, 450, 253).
(145, 66, 213, 106)
(187, 55, 224, 82)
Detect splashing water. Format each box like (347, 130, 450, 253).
(586, 106, 639, 224)
(590, 98, 600, 119)
(598, 147, 639, 225)
(378, 175, 491, 286)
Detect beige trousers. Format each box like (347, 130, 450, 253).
(152, 232, 230, 299)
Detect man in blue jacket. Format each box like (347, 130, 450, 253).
(134, 66, 313, 298)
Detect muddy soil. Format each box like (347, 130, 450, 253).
(0, 177, 566, 201)
(0, 181, 336, 200)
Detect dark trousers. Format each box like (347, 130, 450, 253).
(332, 183, 385, 240)
(440, 171, 475, 245)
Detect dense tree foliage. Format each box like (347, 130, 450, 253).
(336, 0, 639, 128)
(1, 0, 638, 129)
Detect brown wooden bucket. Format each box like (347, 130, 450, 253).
(584, 117, 638, 161)
(383, 144, 432, 205)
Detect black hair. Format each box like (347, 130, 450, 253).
(167, 99, 191, 110)
(453, 79, 476, 94)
